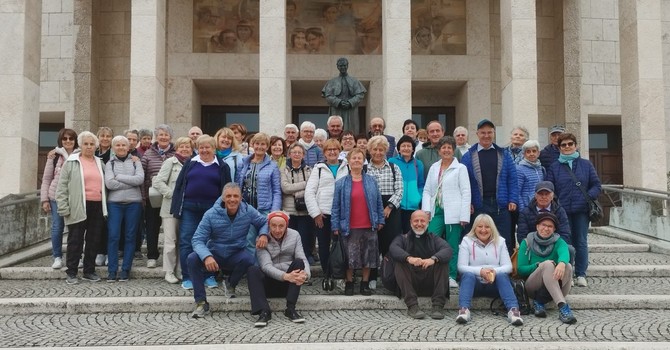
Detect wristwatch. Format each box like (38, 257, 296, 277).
(430, 256, 439, 263)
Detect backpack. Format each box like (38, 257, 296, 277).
(489, 278, 532, 316)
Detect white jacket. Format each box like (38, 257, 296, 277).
(304, 161, 348, 218)
(422, 158, 471, 224)
(152, 157, 184, 218)
(457, 235, 513, 278)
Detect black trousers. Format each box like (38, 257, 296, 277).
(247, 259, 304, 315)
(394, 262, 449, 308)
(144, 202, 161, 260)
(371, 205, 401, 281)
(66, 201, 104, 276)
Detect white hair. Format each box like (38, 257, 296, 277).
(327, 115, 343, 126)
(78, 131, 99, 148)
(300, 121, 316, 131)
(453, 126, 468, 137)
(522, 139, 541, 152)
(111, 135, 129, 146)
(314, 128, 328, 141)
(285, 124, 298, 132)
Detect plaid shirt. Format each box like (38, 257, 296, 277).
(366, 160, 403, 208)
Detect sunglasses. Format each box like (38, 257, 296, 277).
(62, 136, 75, 141)
(560, 141, 575, 148)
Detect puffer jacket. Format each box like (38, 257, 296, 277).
(41, 147, 78, 202)
(388, 155, 425, 211)
(539, 143, 560, 169)
(141, 142, 176, 201)
(280, 161, 312, 215)
(105, 154, 144, 203)
(56, 153, 108, 225)
(218, 151, 243, 182)
(516, 160, 545, 210)
(546, 157, 601, 215)
(517, 198, 571, 245)
(300, 141, 323, 168)
(192, 198, 268, 261)
(331, 174, 385, 236)
(461, 143, 519, 210)
(236, 154, 282, 212)
(152, 157, 184, 218)
(257, 228, 311, 281)
(170, 156, 232, 219)
(458, 235, 512, 278)
(304, 161, 348, 218)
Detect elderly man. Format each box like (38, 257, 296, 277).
(284, 124, 299, 150)
(416, 121, 462, 178)
(368, 117, 397, 159)
(539, 124, 565, 169)
(453, 126, 470, 156)
(247, 211, 311, 327)
(461, 119, 519, 256)
(188, 183, 269, 318)
(389, 210, 452, 320)
(327, 115, 344, 140)
(188, 126, 203, 142)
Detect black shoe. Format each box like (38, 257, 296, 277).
(284, 308, 305, 323)
(82, 272, 101, 282)
(360, 281, 372, 296)
(255, 310, 272, 327)
(344, 281, 354, 296)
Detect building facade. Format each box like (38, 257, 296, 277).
(0, 0, 667, 197)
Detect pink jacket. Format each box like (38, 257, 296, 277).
(40, 148, 77, 202)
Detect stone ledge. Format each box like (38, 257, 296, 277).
(592, 226, 670, 255)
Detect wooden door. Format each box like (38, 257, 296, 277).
(588, 126, 623, 226)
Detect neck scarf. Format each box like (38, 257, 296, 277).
(298, 138, 314, 149)
(116, 155, 128, 162)
(525, 231, 560, 258)
(174, 153, 188, 164)
(216, 148, 232, 159)
(519, 158, 542, 169)
(558, 151, 580, 169)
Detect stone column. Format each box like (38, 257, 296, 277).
(258, 0, 287, 137)
(619, 1, 667, 190)
(72, 0, 97, 132)
(382, 0, 412, 137)
(561, 0, 584, 148)
(0, 1, 41, 197)
(500, 0, 538, 139)
(129, 0, 166, 130)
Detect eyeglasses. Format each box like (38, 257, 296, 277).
(539, 223, 555, 229)
(289, 151, 303, 155)
(342, 137, 355, 141)
(560, 141, 575, 148)
(325, 148, 339, 152)
(62, 137, 75, 141)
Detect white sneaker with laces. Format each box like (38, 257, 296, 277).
(165, 272, 179, 284)
(576, 276, 587, 287)
(507, 307, 524, 326)
(449, 278, 459, 288)
(52, 257, 63, 269)
(456, 307, 471, 324)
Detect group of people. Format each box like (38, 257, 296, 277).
(40, 114, 601, 327)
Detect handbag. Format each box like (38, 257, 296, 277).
(564, 164, 603, 223)
(148, 186, 163, 208)
(328, 235, 348, 280)
(294, 197, 307, 211)
(510, 247, 520, 280)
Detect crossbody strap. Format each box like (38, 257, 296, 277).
(563, 163, 592, 204)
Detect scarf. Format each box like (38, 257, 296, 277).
(558, 151, 580, 169)
(298, 138, 314, 150)
(519, 158, 542, 169)
(116, 155, 129, 162)
(525, 231, 560, 258)
(216, 148, 232, 159)
(174, 153, 188, 164)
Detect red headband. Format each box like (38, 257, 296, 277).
(267, 211, 289, 224)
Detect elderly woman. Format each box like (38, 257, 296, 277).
(104, 135, 144, 282)
(297, 122, 324, 167)
(517, 140, 545, 210)
(153, 137, 194, 284)
(517, 212, 576, 324)
(422, 136, 470, 288)
(332, 148, 385, 296)
(41, 128, 79, 269)
(94, 127, 113, 266)
(507, 126, 529, 164)
(281, 143, 314, 263)
(313, 128, 328, 151)
(546, 133, 601, 288)
(171, 135, 232, 290)
(389, 135, 425, 235)
(230, 123, 249, 156)
(141, 124, 177, 269)
(56, 131, 107, 284)
(456, 214, 522, 326)
(366, 135, 404, 289)
(268, 136, 287, 169)
(136, 128, 153, 158)
(305, 138, 348, 270)
(214, 127, 244, 180)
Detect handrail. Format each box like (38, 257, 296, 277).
(0, 191, 40, 208)
(601, 185, 670, 201)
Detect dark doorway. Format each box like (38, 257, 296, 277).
(201, 106, 259, 136)
(588, 125, 623, 226)
(292, 106, 366, 134)
(411, 107, 456, 133)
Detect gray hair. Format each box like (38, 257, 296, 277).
(314, 128, 328, 141)
(123, 129, 139, 138)
(222, 182, 242, 195)
(453, 126, 468, 137)
(300, 121, 316, 131)
(285, 123, 298, 132)
(437, 136, 456, 150)
(97, 126, 113, 137)
(327, 115, 343, 126)
(78, 131, 99, 148)
(138, 128, 153, 139)
(154, 124, 174, 139)
(111, 135, 129, 146)
(522, 139, 541, 152)
(289, 143, 306, 154)
(511, 126, 529, 140)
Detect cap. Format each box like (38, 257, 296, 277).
(549, 124, 565, 134)
(477, 119, 495, 130)
(535, 181, 555, 194)
(536, 212, 559, 227)
(267, 211, 289, 225)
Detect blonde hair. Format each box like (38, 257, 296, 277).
(196, 134, 216, 149)
(174, 136, 195, 151)
(367, 135, 389, 152)
(214, 127, 240, 151)
(347, 148, 366, 162)
(250, 132, 271, 147)
(465, 214, 501, 247)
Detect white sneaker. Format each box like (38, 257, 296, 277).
(336, 279, 346, 290)
(368, 280, 377, 290)
(52, 257, 63, 269)
(95, 254, 106, 266)
(456, 307, 471, 324)
(147, 259, 157, 268)
(78, 258, 84, 268)
(165, 272, 179, 284)
(449, 278, 459, 288)
(576, 276, 588, 287)
(507, 307, 524, 326)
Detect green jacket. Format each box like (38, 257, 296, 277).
(56, 153, 108, 226)
(516, 235, 570, 278)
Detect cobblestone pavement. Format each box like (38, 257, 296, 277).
(1, 309, 669, 347)
(1, 277, 668, 299)
(588, 252, 670, 265)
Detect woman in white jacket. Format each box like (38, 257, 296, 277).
(456, 214, 522, 326)
(422, 136, 470, 288)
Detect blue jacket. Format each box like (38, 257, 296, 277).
(303, 143, 324, 168)
(331, 174, 385, 236)
(546, 157, 601, 215)
(191, 198, 268, 261)
(388, 155, 425, 210)
(170, 158, 232, 219)
(516, 161, 545, 210)
(461, 143, 519, 210)
(236, 154, 282, 212)
(218, 151, 243, 182)
(539, 144, 560, 169)
(517, 198, 571, 245)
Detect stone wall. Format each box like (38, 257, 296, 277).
(0, 195, 50, 257)
(41, 0, 74, 120)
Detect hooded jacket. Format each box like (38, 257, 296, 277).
(41, 147, 79, 202)
(457, 235, 512, 278)
(105, 154, 144, 203)
(304, 160, 349, 218)
(56, 153, 108, 225)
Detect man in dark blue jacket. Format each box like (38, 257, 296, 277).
(539, 124, 565, 169)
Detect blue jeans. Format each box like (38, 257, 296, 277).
(474, 197, 513, 256)
(567, 212, 590, 277)
(179, 200, 214, 281)
(107, 202, 142, 274)
(458, 272, 519, 310)
(49, 200, 65, 258)
(188, 249, 255, 303)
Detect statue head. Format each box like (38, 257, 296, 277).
(336, 58, 349, 75)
